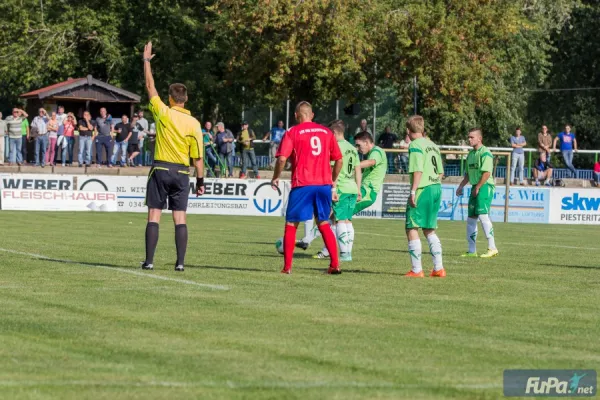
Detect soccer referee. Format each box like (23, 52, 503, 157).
(141, 42, 205, 272)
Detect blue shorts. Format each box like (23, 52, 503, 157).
(286, 185, 332, 223)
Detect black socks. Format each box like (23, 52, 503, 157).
(175, 224, 188, 266)
(145, 222, 159, 264)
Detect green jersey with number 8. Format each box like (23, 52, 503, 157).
(334, 139, 359, 195)
(408, 137, 443, 188)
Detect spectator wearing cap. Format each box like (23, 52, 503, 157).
(5, 108, 28, 166)
(237, 121, 260, 179)
(533, 151, 553, 186)
(215, 122, 235, 177)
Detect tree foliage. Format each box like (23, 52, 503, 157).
(1, 0, 591, 147)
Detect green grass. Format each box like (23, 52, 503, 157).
(0, 211, 598, 400)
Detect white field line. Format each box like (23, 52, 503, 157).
(0, 248, 229, 291)
(0, 379, 503, 390)
(357, 232, 597, 251)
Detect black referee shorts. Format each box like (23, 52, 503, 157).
(145, 161, 190, 211)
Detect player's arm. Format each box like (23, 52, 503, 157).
(456, 173, 469, 196)
(143, 42, 158, 99)
(360, 159, 376, 169)
(407, 146, 423, 207)
(354, 164, 363, 201)
(330, 134, 343, 184)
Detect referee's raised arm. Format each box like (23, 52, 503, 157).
(141, 41, 205, 273)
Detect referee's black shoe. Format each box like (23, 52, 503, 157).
(141, 262, 154, 270)
(175, 264, 184, 272)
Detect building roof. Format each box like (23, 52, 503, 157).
(20, 75, 141, 103)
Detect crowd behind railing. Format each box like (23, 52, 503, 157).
(1, 109, 599, 186)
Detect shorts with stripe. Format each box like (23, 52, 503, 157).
(145, 161, 191, 211)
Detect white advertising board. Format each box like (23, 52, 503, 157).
(1, 189, 118, 212)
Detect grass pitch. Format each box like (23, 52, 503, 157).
(0, 211, 598, 400)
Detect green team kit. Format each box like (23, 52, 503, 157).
(405, 138, 443, 229)
(333, 140, 360, 221)
(466, 145, 495, 217)
(353, 146, 387, 214)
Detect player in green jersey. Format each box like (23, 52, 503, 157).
(353, 131, 387, 214)
(404, 115, 446, 278)
(308, 120, 362, 261)
(456, 128, 499, 258)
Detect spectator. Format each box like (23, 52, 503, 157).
(136, 110, 149, 166)
(147, 122, 156, 165)
(21, 113, 30, 163)
(54, 106, 67, 165)
(5, 108, 28, 166)
(31, 108, 49, 167)
(553, 124, 578, 178)
(264, 120, 285, 169)
(110, 114, 131, 167)
(203, 121, 218, 176)
(127, 115, 142, 166)
(237, 121, 260, 179)
(537, 125, 553, 162)
(0, 112, 5, 165)
(46, 112, 59, 166)
(60, 113, 76, 166)
(593, 160, 600, 187)
(510, 127, 527, 185)
(398, 133, 411, 173)
(533, 152, 553, 186)
(378, 126, 398, 173)
(78, 111, 96, 167)
(95, 107, 113, 167)
(215, 122, 235, 178)
(355, 119, 372, 136)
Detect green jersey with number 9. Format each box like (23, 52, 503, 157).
(334, 139, 359, 195)
(408, 137, 443, 188)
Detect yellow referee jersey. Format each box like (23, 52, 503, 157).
(149, 96, 203, 166)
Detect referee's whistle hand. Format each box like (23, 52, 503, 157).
(197, 186, 205, 196)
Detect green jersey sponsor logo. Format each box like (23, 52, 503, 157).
(467, 145, 495, 187)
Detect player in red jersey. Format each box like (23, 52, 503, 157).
(271, 101, 343, 274)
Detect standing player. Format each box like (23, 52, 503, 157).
(141, 42, 205, 272)
(298, 130, 386, 256)
(271, 102, 343, 274)
(456, 128, 498, 258)
(404, 115, 445, 278)
(311, 120, 362, 261)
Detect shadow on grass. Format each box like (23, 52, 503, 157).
(544, 263, 600, 270)
(34, 256, 130, 269)
(186, 264, 266, 273)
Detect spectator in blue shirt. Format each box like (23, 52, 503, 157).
(510, 127, 527, 185)
(533, 152, 553, 186)
(553, 125, 578, 178)
(263, 120, 285, 169)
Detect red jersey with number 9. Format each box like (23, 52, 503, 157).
(276, 121, 342, 188)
